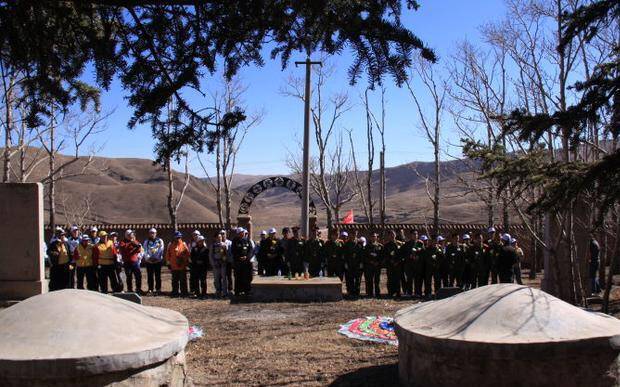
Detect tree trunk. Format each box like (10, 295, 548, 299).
(166, 158, 178, 231)
(2, 76, 13, 183)
(433, 124, 440, 234)
(215, 138, 223, 224)
(48, 117, 56, 229)
(326, 206, 333, 232)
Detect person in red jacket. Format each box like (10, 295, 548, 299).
(118, 229, 144, 294)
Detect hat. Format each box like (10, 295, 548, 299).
(268, 228, 277, 234)
(174, 231, 183, 238)
(90, 226, 98, 232)
(358, 236, 367, 244)
(501, 233, 512, 242)
(260, 230, 267, 236)
(125, 229, 133, 236)
(437, 235, 445, 242)
(98, 230, 108, 237)
(70, 225, 79, 232)
(148, 228, 157, 233)
(340, 231, 348, 237)
(420, 235, 429, 241)
(462, 234, 471, 240)
(238, 227, 246, 233)
(219, 229, 226, 234)
(192, 230, 201, 236)
(80, 234, 90, 241)
(510, 237, 517, 244)
(197, 235, 205, 242)
(488, 227, 496, 233)
(109, 231, 118, 237)
(55, 226, 65, 234)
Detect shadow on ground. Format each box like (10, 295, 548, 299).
(329, 363, 400, 387)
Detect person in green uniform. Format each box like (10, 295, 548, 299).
(287, 226, 305, 276)
(324, 230, 345, 280)
(486, 227, 501, 284)
(342, 233, 361, 297)
(423, 236, 444, 297)
(304, 228, 324, 277)
(401, 229, 422, 297)
(469, 233, 485, 288)
(446, 233, 462, 287)
(384, 230, 403, 298)
(363, 232, 384, 298)
(497, 233, 518, 283)
(461, 233, 473, 289)
(436, 235, 450, 288)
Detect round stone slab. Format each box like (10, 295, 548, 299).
(395, 283, 620, 343)
(395, 284, 620, 387)
(0, 289, 188, 380)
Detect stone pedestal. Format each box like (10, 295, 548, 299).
(0, 290, 189, 386)
(0, 183, 47, 299)
(237, 214, 253, 238)
(395, 284, 620, 387)
(251, 276, 342, 302)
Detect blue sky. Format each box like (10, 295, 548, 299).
(94, 1, 507, 176)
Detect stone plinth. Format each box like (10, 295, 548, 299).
(251, 276, 342, 302)
(395, 284, 620, 387)
(0, 183, 47, 299)
(0, 289, 189, 386)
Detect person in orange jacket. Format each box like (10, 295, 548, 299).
(166, 231, 190, 297)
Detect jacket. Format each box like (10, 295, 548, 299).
(93, 240, 118, 266)
(143, 238, 165, 263)
(166, 240, 190, 270)
(118, 238, 143, 264)
(73, 243, 95, 267)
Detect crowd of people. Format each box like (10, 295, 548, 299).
(46, 224, 525, 299)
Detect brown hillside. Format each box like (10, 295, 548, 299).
(1, 148, 491, 233)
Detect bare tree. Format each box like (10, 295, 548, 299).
(165, 153, 190, 231)
(36, 107, 108, 229)
(405, 58, 447, 233)
(199, 76, 262, 227)
(58, 192, 95, 227)
(363, 88, 376, 224)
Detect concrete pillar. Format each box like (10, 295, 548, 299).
(237, 215, 252, 239)
(0, 183, 47, 299)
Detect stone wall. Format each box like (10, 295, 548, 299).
(0, 183, 47, 299)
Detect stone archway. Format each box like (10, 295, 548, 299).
(237, 176, 317, 236)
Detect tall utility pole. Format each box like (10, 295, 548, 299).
(295, 57, 322, 238)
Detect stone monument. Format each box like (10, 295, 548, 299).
(0, 289, 189, 386)
(0, 183, 47, 299)
(395, 284, 620, 387)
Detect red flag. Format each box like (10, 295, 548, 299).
(342, 210, 354, 224)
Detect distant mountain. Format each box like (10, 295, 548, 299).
(1, 148, 489, 233)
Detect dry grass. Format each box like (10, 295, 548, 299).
(142, 270, 544, 386)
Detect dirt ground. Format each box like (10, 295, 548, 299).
(139, 270, 545, 386)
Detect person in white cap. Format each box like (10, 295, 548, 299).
(219, 229, 234, 294)
(47, 228, 72, 291)
(258, 228, 279, 276)
(497, 233, 517, 283)
(191, 230, 202, 248)
(190, 235, 209, 298)
(143, 228, 164, 295)
(210, 231, 231, 297)
(118, 229, 143, 293)
(66, 225, 81, 288)
(436, 235, 450, 288)
(255, 230, 268, 275)
(73, 234, 97, 290)
(89, 226, 100, 245)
